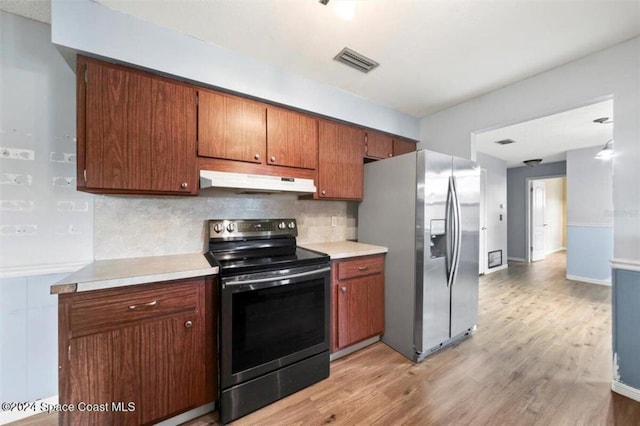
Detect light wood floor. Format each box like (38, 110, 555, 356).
(11, 252, 640, 425)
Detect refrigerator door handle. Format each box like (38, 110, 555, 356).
(445, 177, 454, 287)
(450, 176, 462, 287)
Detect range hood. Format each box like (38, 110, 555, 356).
(200, 170, 316, 194)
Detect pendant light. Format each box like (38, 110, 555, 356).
(595, 139, 614, 160)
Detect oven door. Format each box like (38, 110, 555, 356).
(220, 263, 330, 389)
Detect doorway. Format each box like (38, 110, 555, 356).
(526, 177, 567, 263)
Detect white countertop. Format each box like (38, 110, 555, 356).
(300, 241, 388, 260)
(51, 253, 218, 294)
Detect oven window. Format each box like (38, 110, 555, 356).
(231, 279, 326, 374)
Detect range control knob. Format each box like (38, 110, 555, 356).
(288, 221, 296, 229)
(213, 223, 224, 233)
(278, 222, 286, 230)
(226, 223, 236, 232)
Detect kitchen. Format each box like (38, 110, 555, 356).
(1, 0, 640, 425)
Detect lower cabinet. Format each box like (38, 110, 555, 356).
(331, 254, 385, 352)
(58, 277, 216, 425)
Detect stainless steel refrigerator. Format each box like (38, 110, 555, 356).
(358, 149, 480, 362)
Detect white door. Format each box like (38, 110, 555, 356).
(531, 180, 546, 262)
(479, 169, 487, 274)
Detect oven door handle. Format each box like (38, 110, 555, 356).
(222, 266, 331, 290)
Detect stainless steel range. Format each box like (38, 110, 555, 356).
(206, 219, 331, 424)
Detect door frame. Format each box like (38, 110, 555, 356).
(525, 175, 565, 262)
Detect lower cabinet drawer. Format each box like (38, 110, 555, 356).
(67, 280, 200, 337)
(337, 254, 384, 281)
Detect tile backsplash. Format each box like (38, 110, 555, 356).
(94, 189, 358, 260)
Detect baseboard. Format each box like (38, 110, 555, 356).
(566, 274, 611, 286)
(155, 402, 216, 426)
(545, 247, 566, 255)
(612, 380, 640, 403)
(485, 264, 508, 274)
(330, 335, 380, 361)
(508, 257, 527, 263)
(0, 396, 215, 426)
(0, 395, 58, 424)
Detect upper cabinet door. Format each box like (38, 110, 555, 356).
(197, 90, 266, 164)
(266, 107, 318, 170)
(365, 132, 393, 160)
(318, 121, 364, 200)
(80, 56, 197, 195)
(84, 59, 153, 191)
(150, 80, 197, 194)
(393, 138, 417, 156)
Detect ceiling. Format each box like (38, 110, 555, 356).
(475, 100, 613, 168)
(1, 1, 639, 118)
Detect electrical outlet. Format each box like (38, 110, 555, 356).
(331, 216, 338, 227)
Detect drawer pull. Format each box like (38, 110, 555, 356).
(357, 266, 369, 271)
(128, 300, 157, 310)
(185, 320, 193, 328)
(340, 286, 347, 293)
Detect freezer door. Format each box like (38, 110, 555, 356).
(415, 150, 452, 354)
(450, 157, 480, 337)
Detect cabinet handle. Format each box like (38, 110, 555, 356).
(270, 156, 276, 163)
(388, 153, 393, 157)
(128, 300, 157, 310)
(180, 182, 188, 189)
(184, 320, 193, 328)
(321, 190, 326, 196)
(254, 154, 260, 160)
(358, 266, 369, 271)
(340, 286, 347, 293)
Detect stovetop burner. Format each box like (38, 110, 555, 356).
(206, 219, 329, 276)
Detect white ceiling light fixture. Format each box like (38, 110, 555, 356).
(332, 0, 356, 21)
(595, 139, 615, 160)
(592, 116, 614, 160)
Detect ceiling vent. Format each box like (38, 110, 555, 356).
(494, 139, 516, 145)
(334, 47, 379, 73)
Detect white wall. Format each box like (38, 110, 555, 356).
(50, 0, 420, 140)
(0, 11, 93, 274)
(419, 37, 640, 262)
(543, 177, 565, 254)
(476, 153, 507, 270)
(566, 146, 614, 227)
(566, 145, 613, 284)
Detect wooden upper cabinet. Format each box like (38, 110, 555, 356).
(393, 138, 417, 156)
(365, 132, 393, 160)
(79, 56, 197, 195)
(197, 90, 266, 164)
(317, 121, 364, 200)
(84, 59, 152, 191)
(150, 79, 197, 193)
(266, 107, 317, 170)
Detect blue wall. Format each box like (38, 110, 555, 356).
(612, 269, 640, 389)
(566, 226, 613, 283)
